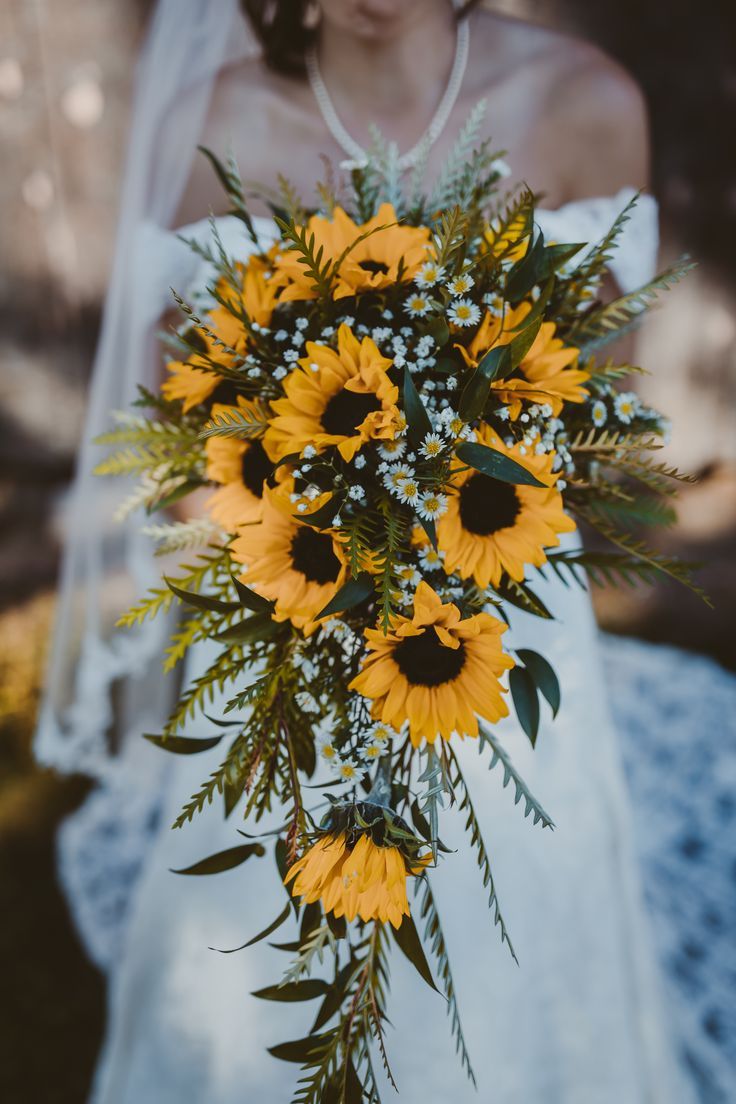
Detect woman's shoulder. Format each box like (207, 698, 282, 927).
(470, 9, 649, 199)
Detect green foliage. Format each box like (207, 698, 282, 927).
(478, 724, 555, 830)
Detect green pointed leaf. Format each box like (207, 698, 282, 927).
(344, 1057, 364, 1104)
(509, 666, 540, 747)
(458, 345, 511, 421)
(494, 576, 554, 620)
(212, 611, 282, 645)
(507, 317, 543, 371)
(252, 979, 329, 1002)
(317, 573, 374, 619)
(426, 314, 450, 347)
(143, 733, 223, 755)
(171, 842, 265, 876)
(231, 575, 275, 613)
(148, 479, 205, 514)
(403, 366, 433, 448)
(210, 902, 292, 954)
(391, 913, 440, 994)
(516, 648, 561, 717)
(455, 442, 545, 487)
(268, 1034, 327, 1063)
(165, 578, 240, 614)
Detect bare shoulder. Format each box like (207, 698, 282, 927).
(469, 11, 649, 200)
(173, 55, 316, 227)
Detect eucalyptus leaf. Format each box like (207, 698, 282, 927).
(212, 611, 282, 645)
(252, 979, 328, 1003)
(458, 345, 511, 422)
(317, 573, 374, 618)
(455, 442, 545, 487)
(391, 914, 440, 994)
(494, 577, 554, 620)
(268, 1035, 327, 1064)
(209, 902, 291, 954)
(148, 479, 204, 514)
(171, 842, 265, 876)
(509, 665, 541, 747)
(516, 647, 561, 718)
(231, 575, 275, 613)
(143, 733, 224, 755)
(165, 578, 240, 614)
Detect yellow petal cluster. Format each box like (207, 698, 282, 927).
(285, 832, 427, 928)
(349, 582, 513, 746)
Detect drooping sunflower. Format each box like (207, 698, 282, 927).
(162, 259, 276, 412)
(285, 831, 428, 928)
(231, 484, 348, 634)
(436, 425, 576, 588)
(264, 323, 401, 463)
(205, 399, 276, 529)
(349, 581, 513, 746)
(460, 301, 589, 418)
(270, 203, 431, 302)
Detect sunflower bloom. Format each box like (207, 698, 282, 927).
(231, 484, 348, 634)
(460, 301, 589, 418)
(436, 425, 575, 588)
(264, 324, 401, 463)
(271, 204, 431, 303)
(205, 399, 276, 528)
(350, 581, 513, 746)
(284, 832, 428, 928)
(162, 261, 276, 412)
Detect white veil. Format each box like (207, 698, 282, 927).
(35, 0, 256, 782)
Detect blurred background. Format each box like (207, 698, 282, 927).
(1, 0, 734, 1100)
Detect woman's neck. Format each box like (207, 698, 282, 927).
(315, 2, 459, 147)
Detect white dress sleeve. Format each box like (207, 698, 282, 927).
(535, 187, 659, 293)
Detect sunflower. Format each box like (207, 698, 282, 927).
(436, 425, 575, 588)
(284, 831, 427, 928)
(162, 259, 276, 412)
(270, 203, 431, 302)
(264, 323, 401, 463)
(231, 483, 348, 634)
(205, 399, 276, 529)
(460, 301, 589, 418)
(349, 581, 512, 746)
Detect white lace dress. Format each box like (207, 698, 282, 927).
(60, 194, 736, 1104)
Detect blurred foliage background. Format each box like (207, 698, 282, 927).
(0, 0, 734, 1100)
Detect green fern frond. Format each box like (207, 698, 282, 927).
(199, 401, 270, 440)
(273, 217, 336, 299)
(477, 724, 555, 829)
(428, 98, 488, 210)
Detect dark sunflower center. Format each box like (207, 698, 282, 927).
(240, 439, 272, 498)
(358, 259, 390, 275)
(459, 473, 521, 536)
(212, 378, 242, 406)
(393, 626, 466, 687)
(321, 388, 381, 437)
(290, 527, 341, 585)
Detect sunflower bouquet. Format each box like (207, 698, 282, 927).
(97, 124, 702, 1100)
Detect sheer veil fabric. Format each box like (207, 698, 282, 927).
(37, 1, 696, 1101)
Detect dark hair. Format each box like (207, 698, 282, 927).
(242, 1, 483, 77)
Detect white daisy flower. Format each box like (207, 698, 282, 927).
(446, 272, 475, 297)
(405, 293, 432, 317)
(614, 392, 638, 424)
(420, 432, 444, 459)
(383, 463, 415, 492)
(447, 298, 481, 327)
(396, 478, 420, 505)
(418, 545, 445, 571)
(591, 400, 608, 427)
(334, 759, 362, 782)
(318, 740, 339, 763)
(417, 491, 448, 520)
(369, 722, 396, 745)
(396, 564, 422, 588)
(359, 742, 387, 762)
(415, 261, 445, 288)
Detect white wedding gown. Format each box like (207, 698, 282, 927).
(58, 197, 736, 1103)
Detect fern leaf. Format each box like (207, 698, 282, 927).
(477, 724, 555, 829)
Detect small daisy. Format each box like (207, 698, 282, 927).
(445, 415, 466, 439)
(396, 564, 422, 588)
(420, 432, 444, 459)
(417, 491, 448, 520)
(447, 298, 481, 327)
(405, 293, 432, 318)
(318, 740, 339, 763)
(446, 272, 475, 297)
(396, 478, 420, 505)
(418, 545, 445, 571)
(359, 742, 387, 762)
(335, 760, 362, 782)
(383, 463, 415, 493)
(369, 723, 396, 745)
(378, 437, 407, 461)
(415, 260, 445, 288)
(614, 392, 638, 424)
(591, 399, 608, 427)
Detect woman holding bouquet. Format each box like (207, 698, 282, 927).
(37, 1, 702, 1102)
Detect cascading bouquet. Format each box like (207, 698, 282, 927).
(96, 125, 704, 1100)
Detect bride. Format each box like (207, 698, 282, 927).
(37, 1, 699, 1101)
